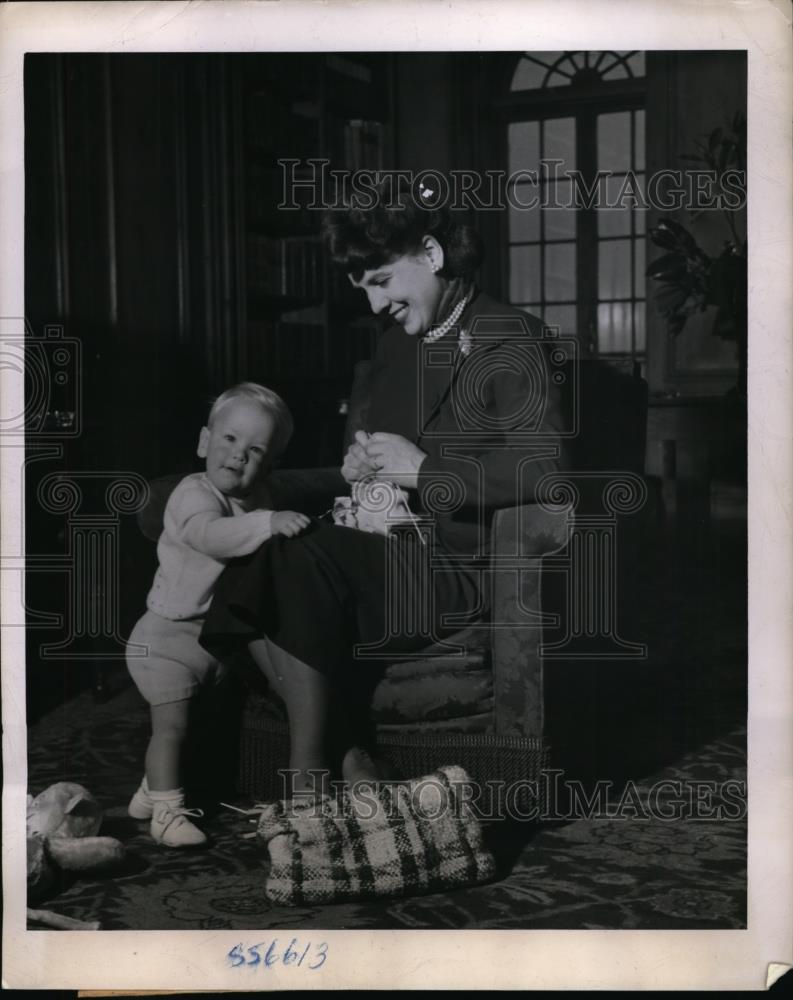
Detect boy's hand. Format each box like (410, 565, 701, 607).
(271, 511, 311, 538)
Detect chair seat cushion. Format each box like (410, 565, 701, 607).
(240, 624, 494, 727)
(379, 622, 489, 666)
(371, 662, 493, 723)
(361, 626, 492, 724)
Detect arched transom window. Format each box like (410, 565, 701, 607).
(504, 51, 646, 366)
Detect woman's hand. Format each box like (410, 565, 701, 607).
(341, 430, 380, 483)
(271, 510, 311, 538)
(364, 432, 427, 490)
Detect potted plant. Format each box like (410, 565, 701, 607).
(646, 112, 747, 399)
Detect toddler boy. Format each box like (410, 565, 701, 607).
(126, 382, 308, 847)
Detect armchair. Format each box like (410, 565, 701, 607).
(137, 358, 647, 811)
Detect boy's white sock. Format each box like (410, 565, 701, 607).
(128, 775, 157, 819)
(147, 787, 186, 806)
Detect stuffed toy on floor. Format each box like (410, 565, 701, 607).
(27, 781, 126, 930)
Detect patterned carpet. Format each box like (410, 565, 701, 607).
(26, 682, 746, 931)
(26, 522, 747, 930)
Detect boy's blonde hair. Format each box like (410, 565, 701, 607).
(208, 382, 294, 459)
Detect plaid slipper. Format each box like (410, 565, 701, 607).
(255, 765, 496, 905)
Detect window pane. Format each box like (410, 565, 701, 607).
(598, 239, 632, 299)
(543, 117, 576, 170)
(598, 210, 631, 237)
(601, 60, 629, 80)
(509, 121, 540, 175)
(518, 304, 548, 331)
(598, 302, 632, 353)
(635, 174, 647, 233)
(629, 52, 646, 78)
(634, 238, 646, 298)
(544, 242, 576, 301)
(634, 110, 645, 170)
(597, 111, 631, 172)
(544, 206, 577, 240)
(598, 173, 647, 237)
(510, 245, 541, 302)
(543, 304, 577, 336)
(600, 52, 645, 80)
(598, 175, 632, 236)
(511, 56, 556, 91)
(508, 190, 540, 242)
(634, 302, 646, 352)
(544, 180, 576, 239)
(545, 177, 575, 209)
(546, 52, 581, 86)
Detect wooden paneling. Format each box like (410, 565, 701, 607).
(24, 55, 244, 479)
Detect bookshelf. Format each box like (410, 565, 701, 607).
(236, 53, 393, 466)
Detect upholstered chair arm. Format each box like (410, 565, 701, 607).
(489, 503, 572, 739)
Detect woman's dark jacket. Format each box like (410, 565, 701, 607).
(360, 289, 570, 558)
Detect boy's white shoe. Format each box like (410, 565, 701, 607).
(150, 802, 207, 847)
(128, 777, 154, 820)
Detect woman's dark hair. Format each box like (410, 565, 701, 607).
(321, 176, 484, 281)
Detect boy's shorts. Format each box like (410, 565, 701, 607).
(126, 610, 226, 706)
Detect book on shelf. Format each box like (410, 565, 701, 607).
(247, 235, 324, 298)
(324, 54, 373, 85)
(343, 119, 384, 171)
(248, 320, 327, 378)
(325, 118, 384, 171)
(246, 91, 318, 159)
(248, 316, 379, 382)
(246, 161, 316, 231)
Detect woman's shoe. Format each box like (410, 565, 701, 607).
(342, 747, 400, 784)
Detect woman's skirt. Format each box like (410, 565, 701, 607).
(199, 518, 483, 676)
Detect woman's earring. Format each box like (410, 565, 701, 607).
(430, 262, 439, 274)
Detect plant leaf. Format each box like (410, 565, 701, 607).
(654, 284, 687, 312)
(646, 253, 686, 280)
(718, 139, 734, 173)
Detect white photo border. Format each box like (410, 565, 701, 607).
(2, 0, 791, 991)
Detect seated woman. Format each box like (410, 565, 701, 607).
(200, 177, 569, 797)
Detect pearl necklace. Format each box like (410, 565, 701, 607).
(424, 290, 473, 344)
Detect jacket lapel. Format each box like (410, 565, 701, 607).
(418, 346, 457, 439)
(417, 292, 485, 440)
